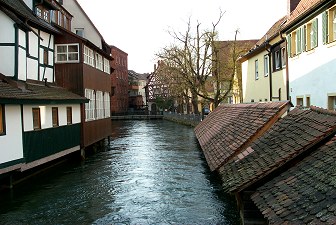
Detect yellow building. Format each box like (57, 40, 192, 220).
(240, 17, 288, 103)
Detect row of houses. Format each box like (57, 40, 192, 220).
(241, 0, 336, 111)
(0, 0, 129, 186)
(195, 0, 336, 223)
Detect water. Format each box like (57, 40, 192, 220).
(0, 120, 239, 224)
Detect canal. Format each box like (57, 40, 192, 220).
(0, 120, 239, 224)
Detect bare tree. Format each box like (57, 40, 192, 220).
(156, 10, 244, 112)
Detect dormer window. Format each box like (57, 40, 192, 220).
(43, 11, 49, 22)
(36, 7, 42, 17)
(75, 28, 84, 37)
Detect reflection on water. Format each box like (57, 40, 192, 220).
(0, 120, 239, 224)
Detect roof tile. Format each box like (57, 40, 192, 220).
(194, 101, 291, 171)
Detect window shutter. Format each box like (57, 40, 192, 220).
(287, 34, 292, 57)
(312, 18, 318, 48)
(297, 28, 302, 54)
(302, 26, 306, 52)
(322, 11, 328, 44)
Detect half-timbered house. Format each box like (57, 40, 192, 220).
(0, 0, 87, 182)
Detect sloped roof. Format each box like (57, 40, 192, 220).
(0, 0, 60, 34)
(251, 136, 336, 224)
(219, 106, 336, 193)
(194, 101, 291, 171)
(0, 78, 88, 104)
(239, 16, 287, 61)
(285, 0, 325, 29)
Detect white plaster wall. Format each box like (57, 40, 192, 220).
(27, 57, 38, 80)
(0, 105, 23, 164)
(18, 29, 26, 47)
(62, 0, 102, 48)
(29, 30, 39, 58)
(0, 47, 15, 77)
(23, 104, 81, 132)
(23, 0, 33, 9)
(0, 11, 15, 43)
(40, 31, 51, 48)
(18, 48, 27, 81)
(42, 67, 54, 82)
(241, 60, 248, 102)
(288, 13, 336, 108)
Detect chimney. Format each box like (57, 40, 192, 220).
(288, 0, 300, 16)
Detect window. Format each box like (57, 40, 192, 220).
(96, 91, 104, 119)
(255, 59, 259, 80)
(36, 7, 42, 17)
(95, 53, 103, 71)
(104, 92, 111, 118)
(306, 96, 311, 107)
(275, 50, 281, 70)
(43, 11, 49, 22)
(103, 58, 110, 74)
(84, 46, 94, 67)
(296, 97, 304, 106)
(323, 8, 336, 44)
(66, 107, 72, 125)
(0, 105, 5, 135)
(264, 55, 269, 76)
(56, 44, 79, 63)
(85, 89, 95, 121)
(52, 107, 59, 127)
(43, 49, 49, 65)
(296, 27, 303, 54)
(328, 95, 336, 111)
(310, 18, 318, 49)
(75, 28, 84, 37)
(32, 108, 41, 130)
(281, 47, 286, 67)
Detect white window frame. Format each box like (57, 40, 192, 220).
(84, 45, 95, 67)
(103, 58, 110, 74)
(264, 55, 269, 76)
(55, 44, 79, 63)
(95, 53, 103, 71)
(96, 91, 104, 119)
(104, 92, 111, 118)
(85, 89, 96, 121)
(255, 59, 259, 80)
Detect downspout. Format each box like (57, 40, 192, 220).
(279, 31, 290, 101)
(264, 42, 272, 101)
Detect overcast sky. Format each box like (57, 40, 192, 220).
(76, 0, 287, 74)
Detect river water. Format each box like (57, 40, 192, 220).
(0, 120, 239, 224)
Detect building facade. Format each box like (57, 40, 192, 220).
(110, 46, 128, 114)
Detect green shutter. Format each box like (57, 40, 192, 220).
(287, 34, 292, 58)
(322, 11, 328, 44)
(297, 28, 302, 54)
(302, 26, 306, 52)
(312, 18, 318, 48)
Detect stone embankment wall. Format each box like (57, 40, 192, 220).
(163, 112, 202, 127)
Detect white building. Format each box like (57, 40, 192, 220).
(284, 0, 336, 110)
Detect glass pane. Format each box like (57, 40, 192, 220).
(57, 46, 67, 53)
(68, 53, 78, 61)
(57, 54, 67, 61)
(68, 45, 78, 53)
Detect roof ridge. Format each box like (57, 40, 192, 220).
(310, 105, 336, 116)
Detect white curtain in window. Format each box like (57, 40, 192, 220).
(96, 91, 104, 119)
(104, 92, 111, 118)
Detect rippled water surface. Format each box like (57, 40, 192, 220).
(0, 120, 239, 224)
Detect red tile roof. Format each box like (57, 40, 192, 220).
(219, 106, 336, 193)
(251, 136, 336, 224)
(286, 0, 324, 27)
(194, 101, 291, 171)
